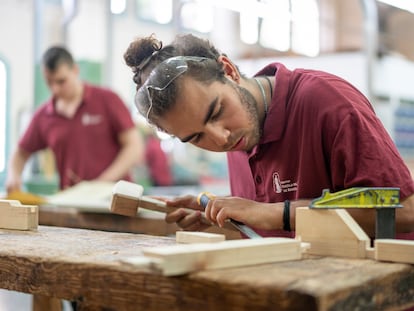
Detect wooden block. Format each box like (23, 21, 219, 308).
(176, 231, 226, 244)
(137, 237, 303, 276)
(0, 200, 38, 230)
(375, 239, 414, 264)
(295, 207, 370, 258)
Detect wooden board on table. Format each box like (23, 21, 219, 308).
(123, 237, 304, 276)
(295, 207, 370, 258)
(1, 226, 414, 310)
(375, 239, 414, 264)
(176, 231, 226, 243)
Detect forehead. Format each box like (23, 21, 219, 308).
(157, 77, 215, 134)
(43, 63, 74, 79)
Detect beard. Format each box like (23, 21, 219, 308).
(228, 81, 262, 150)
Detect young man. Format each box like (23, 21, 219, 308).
(6, 46, 143, 191)
(124, 34, 414, 239)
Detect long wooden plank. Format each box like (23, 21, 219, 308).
(375, 239, 414, 264)
(126, 238, 304, 276)
(176, 231, 226, 243)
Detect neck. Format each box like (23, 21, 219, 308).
(55, 82, 84, 118)
(254, 77, 269, 122)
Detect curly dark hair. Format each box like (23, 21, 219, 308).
(124, 33, 227, 125)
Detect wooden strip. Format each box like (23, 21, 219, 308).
(0, 200, 38, 230)
(295, 207, 370, 258)
(375, 239, 414, 264)
(176, 231, 225, 243)
(137, 238, 303, 276)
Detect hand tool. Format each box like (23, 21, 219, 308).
(197, 192, 262, 239)
(310, 187, 402, 239)
(110, 180, 212, 224)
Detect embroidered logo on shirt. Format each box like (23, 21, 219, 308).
(82, 113, 102, 126)
(273, 172, 298, 194)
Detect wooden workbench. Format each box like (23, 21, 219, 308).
(0, 226, 413, 311)
(38, 205, 242, 239)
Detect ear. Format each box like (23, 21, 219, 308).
(218, 55, 240, 83)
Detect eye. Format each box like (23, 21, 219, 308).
(191, 133, 203, 144)
(210, 104, 223, 122)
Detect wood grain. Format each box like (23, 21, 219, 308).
(295, 207, 370, 258)
(0, 226, 413, 310)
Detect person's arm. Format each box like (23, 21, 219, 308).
(164, 194, 312, 232)
(166, 194, 414, 238)
(96, 127, 144, 182)
(5, 147, 32, 193)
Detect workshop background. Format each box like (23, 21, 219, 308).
(1, 0, 414, 194)
(0, 0, 414, 309)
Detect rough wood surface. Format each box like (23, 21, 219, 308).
(0, 226, 413, 311)
(38, 205, 241, 239)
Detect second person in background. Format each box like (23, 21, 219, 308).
(6, 46, 144, 192)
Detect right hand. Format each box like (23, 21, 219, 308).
(163, 194, 211, 231)
(5, 174, 22, 194)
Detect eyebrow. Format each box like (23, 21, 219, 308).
(180, 97, 218, 143)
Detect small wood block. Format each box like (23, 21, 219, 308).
(0, 200, 38, 230)
(295, 207, 370, 258)
(140, 237, 303, 276)
(375, 239, 414, 264)
(176, 231, 226, 244)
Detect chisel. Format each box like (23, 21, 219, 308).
(197, 192, 262, 239)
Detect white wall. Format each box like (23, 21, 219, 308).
(0, 0, 34, 147)
(1, 0, 414, 155)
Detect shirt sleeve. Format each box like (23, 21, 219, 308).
(328, 108, 414, 200)
(18, 108, 48, 153)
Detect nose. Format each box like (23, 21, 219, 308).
(49, 83, 60, 96)
(205, 124, 230, 147)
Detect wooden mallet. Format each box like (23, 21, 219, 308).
(110, 180, 211, 224)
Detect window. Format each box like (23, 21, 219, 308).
(180, 1, 214, 33)
(242, 0, 320, 57)
(135, 0, 172, 24)
(0, 59, 8, 188)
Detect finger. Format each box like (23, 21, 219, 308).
(207, 198, 227, 224)
(176, 211, 202, 229)
(216, 208, 230, 228)
(165, 208, 189, 224)
(203, 200, 216, 224)
(166, 195, 198, 208)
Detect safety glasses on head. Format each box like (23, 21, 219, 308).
(135, 56, 209, 123)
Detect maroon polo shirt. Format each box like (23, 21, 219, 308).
(227, 63, 414, 238)
(19, 83, 135, 189)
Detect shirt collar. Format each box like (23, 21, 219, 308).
(254, 63, 292, 145)
(44, 83, 89, 115)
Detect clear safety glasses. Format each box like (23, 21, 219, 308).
(135, 56, 209, 122)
